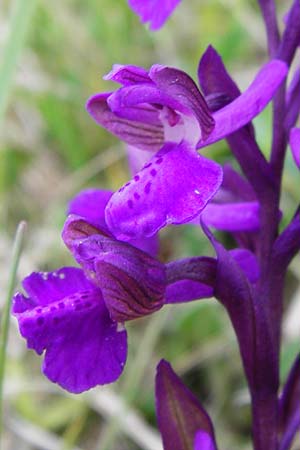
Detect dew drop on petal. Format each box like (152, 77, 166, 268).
(117, 323, 125, 332)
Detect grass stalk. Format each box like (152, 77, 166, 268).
(0, 221, 26, 443)
(0, 0, 37, 126)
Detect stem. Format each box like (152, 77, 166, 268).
(226, 131, 276, 208)
(277, 0, 300, 67)
(226, 130, 279, 275)
(251, 288, 280, 450)
(270, 0, 300, 181)
(257, 0, 280, 57)
(270, 85, 287, 186)
(0, 221, 26, 442)
(251, 392, 279, 450)
(285, 67, 300, 132)
(259, 5, 300, 283)
(261, 0, 300, 408)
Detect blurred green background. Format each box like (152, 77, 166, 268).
(0, 0, 299, 449)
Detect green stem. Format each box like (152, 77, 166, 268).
(0, 221, 26, 441)
(0, 0, 37, 126)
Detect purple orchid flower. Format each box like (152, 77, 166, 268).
(128, 0, 181, 30)
(12, 189, 166, 393)
(12, 267, 127, 393)
(87, 63, 221, 240)
(87, 59, 287, 241)
(155, 359, 218, 450)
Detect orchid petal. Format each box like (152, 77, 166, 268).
(221, 164, 256, 201)
(12, 267, 127, 393)
(68, 189, 113, 231)
(94, 255, 165, 321)
(198, 45, 240, 101)
(149, 65, 215, 140)
(69, 234, 166, 322)
(86, 93, 163, 151)
(166, 280, 213, 303)
(194, 430, 217, 450)
(128, 0, 181, 30)
(105, 141, 222, 240)
(66, 190, 159, 257)
(108, 79, 211, 146)
(104, 64, 151, 85)
(201, 201, 260, 232)
(126, 145, 152, 175)
(199, 60, 288, 147)
(198, 45, 254, 137)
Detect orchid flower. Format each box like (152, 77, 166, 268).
(87, 59, 287, 241)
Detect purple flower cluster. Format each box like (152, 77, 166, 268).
(12, 0, 300, 449)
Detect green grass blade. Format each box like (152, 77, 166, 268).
(0, 221, 26, 441)
(0, 0, 37, 126)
